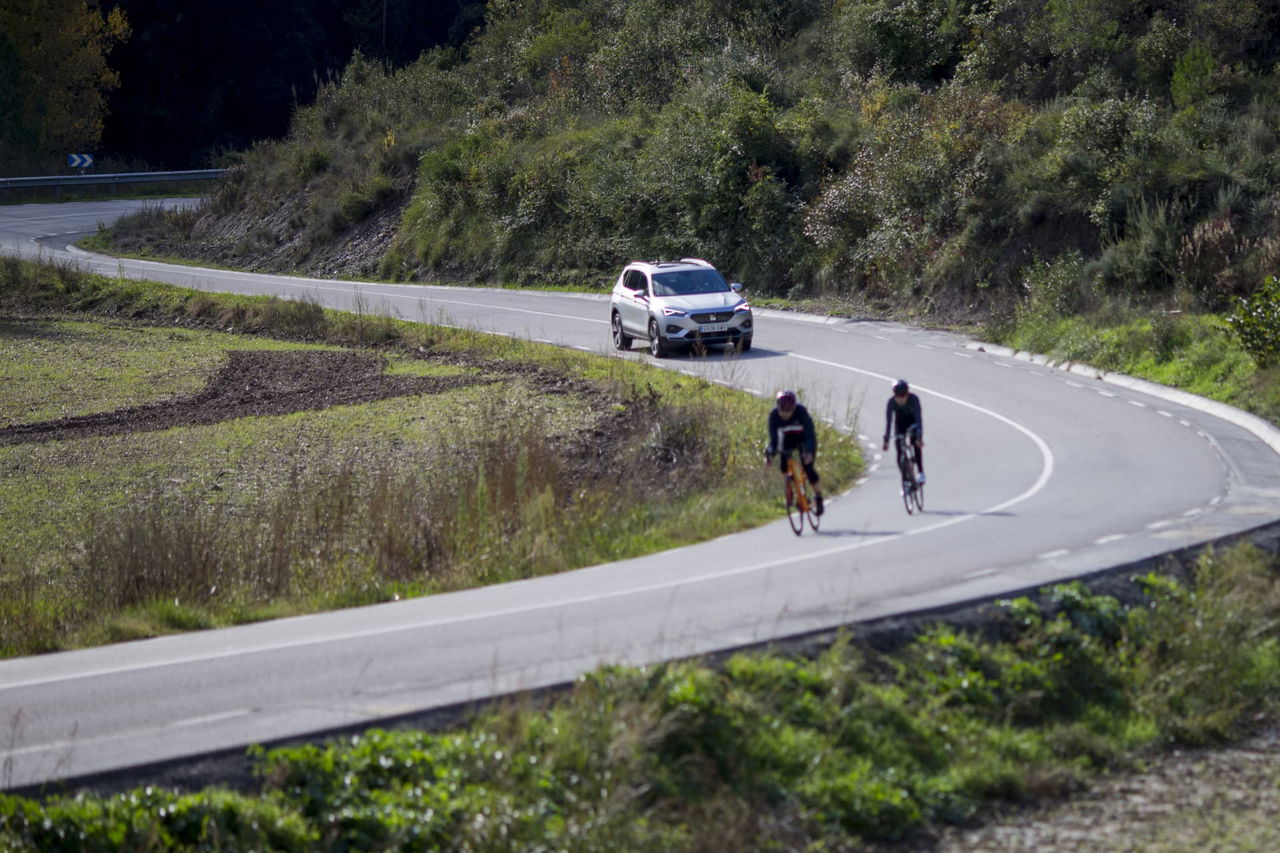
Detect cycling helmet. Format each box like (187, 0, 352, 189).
(893, 379, 909, 395)
(776, 389, 797, 408)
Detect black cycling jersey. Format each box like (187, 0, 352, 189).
(767, 403, 817, 456)
(884, 392, 923, 442)
(766, 403, 820, 484)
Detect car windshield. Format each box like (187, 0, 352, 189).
(651, 269, 729, 297)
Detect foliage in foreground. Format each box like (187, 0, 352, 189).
(0, 256, 862, 656)
(4, 544, 1278, 851)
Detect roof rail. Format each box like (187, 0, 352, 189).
(678, 257, 714, 267)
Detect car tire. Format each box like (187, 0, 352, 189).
(737, 336, 752, 353)
(648, 319, 669, 358)
(611, 312, 632, 350)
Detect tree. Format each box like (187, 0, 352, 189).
(0, 0, 130, 174)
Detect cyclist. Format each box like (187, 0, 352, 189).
(764, 389, 824, 515)
(882, 379, 924, 485)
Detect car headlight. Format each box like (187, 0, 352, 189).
(734, 301, 751, 312)
(661, 307, 687, 317)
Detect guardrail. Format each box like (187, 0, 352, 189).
(0, 169, 226, 190)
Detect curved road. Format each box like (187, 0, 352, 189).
(3, 199, 1280, 791)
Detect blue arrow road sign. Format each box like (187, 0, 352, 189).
(67, 154, 94, 168)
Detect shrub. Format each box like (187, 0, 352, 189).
(1019, 250, 1092, 319)
(1227, 274, 1280, 367)
(1171, 44, 1219, 110)
(295, 146, 330, 180)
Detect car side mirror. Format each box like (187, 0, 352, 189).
(731, 282, 744, 293)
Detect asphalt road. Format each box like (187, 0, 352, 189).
(3, 199, 1280, 791)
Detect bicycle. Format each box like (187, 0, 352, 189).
(781, 450, 821, 535)
(894, 433, 925, 514)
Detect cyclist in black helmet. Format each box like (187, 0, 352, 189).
(764, 389, 824, 515)
(882, 379, 924, 485)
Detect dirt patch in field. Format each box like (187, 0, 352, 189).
(0, 349, 503, 446)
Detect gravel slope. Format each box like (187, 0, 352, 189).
(926, 725, 1280, 852)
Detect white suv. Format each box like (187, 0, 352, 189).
(608, 259, 753, 357)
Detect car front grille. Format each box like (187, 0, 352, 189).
(691, 311, 735, 324)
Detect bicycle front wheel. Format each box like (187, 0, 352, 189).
(802, 477, 820, 531)
(897, 443, 916, 515)
(785, 474, 804, 535)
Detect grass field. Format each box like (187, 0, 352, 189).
(0, 258, 864, 657)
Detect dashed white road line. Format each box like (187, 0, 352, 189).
(962, 568, 999, 580)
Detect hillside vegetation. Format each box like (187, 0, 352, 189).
(116, 0, 1278, 320)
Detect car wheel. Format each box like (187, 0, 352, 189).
(648, 319, 668, 358)
(611, 312, 632, 350)
(736, 336, 752, 353)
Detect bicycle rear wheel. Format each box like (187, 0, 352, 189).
(907, 441, 924, 512)
(784, 469, 804, 535)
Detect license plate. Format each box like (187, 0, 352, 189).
(699, 323, 728, 333)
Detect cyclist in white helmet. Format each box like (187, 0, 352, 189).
(764, 389, 824, 515)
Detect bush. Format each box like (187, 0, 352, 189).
(1227, 274, 1280, 367)
(1171, 44, 1219, 111)
(294, 146, 330, 180)
(1019, 251, 1092, 319)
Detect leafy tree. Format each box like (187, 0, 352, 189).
(1170, 44, 1219, 110)
(0, 0, 129, 174)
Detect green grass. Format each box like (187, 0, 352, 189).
(4, 544, 1276, 851)
(996, 307, 1280, 425)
